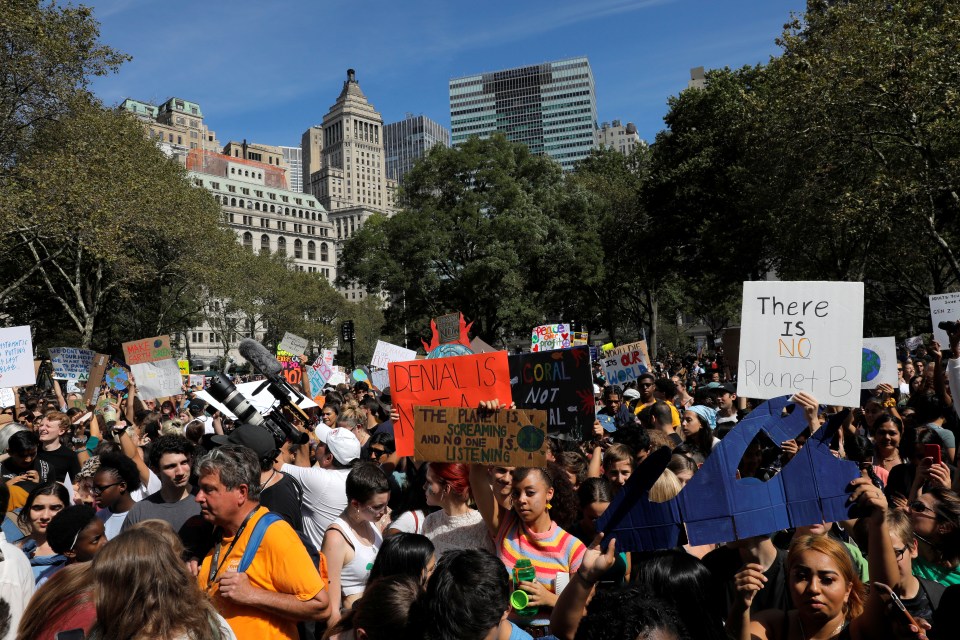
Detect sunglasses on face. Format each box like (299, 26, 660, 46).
(909, 501, 939, 519)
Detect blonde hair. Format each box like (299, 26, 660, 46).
(649, 468, 682, 503)
(787, 534, 866, 621)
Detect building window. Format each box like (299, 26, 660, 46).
(295, 239, 303, 259)
(320, 242, 329, 262)
(277, 237, 286, 256)
(308, 241, 316, 260)
(260, 234, 270, 254)
(243, 232, 253, 250)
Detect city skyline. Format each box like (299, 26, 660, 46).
(88, 0, 804, 152)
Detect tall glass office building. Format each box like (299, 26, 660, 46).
(449, 57, 597, 171)
(384, 114, 450, 183)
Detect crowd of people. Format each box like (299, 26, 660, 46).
(0, 327, 959, 640)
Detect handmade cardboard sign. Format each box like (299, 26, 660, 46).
(122, 336, 172, 366)
(861, 337, 897, 390)
(371, 340, 417, 370)
(737, 281, 864, 407)
(413, 406, 547, 466)
(531, 323, 570, 352)
(130, 359, 182, 401)
(509, 346, 594, 439)
(434, 312, 463, 345)
(276, 348, 302, 386)
(598, 396, 860, 552)
(83, 354, 110, 405)
(279, 332, 308, 357)
(929, 292, 960, 347)
(470, 337, 498, 354)
(0, 388, 15, 408)
(572, 332, 589, 347)
(177, 359, 190, 376)
(389, 351, 512, 458)
(105, 363, 129, 391)
(188, 374, 206, 388)
(601, 340, 651, 385)
(723, 328, 741, 374)
(49, 348, 96, 381)
(0, 326, 35, 388)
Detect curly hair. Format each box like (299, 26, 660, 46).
(512, 464, 579, 531)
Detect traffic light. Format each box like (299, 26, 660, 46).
(341, 320, 355, 343)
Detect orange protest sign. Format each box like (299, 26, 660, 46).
(389, 351, 512, 457)
(121, 335, 172, 365)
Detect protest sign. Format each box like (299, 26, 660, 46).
(572, 332, 589, 347)
(177, 360, 190, 376)
(861, 337, 897, 390)
(122, 335, 172, 365)
(434, 312, 463, 345)
(469, 336, 498, 354)
(904, 335, 923, 352)
(322, 349, 335, 366)
(279, 332, 308, 357)
(722, 328, 741, 374)
(105, 364, 129, 391)
(370, 369, 390, 392)
(0, 388, 15, 408)
(0, 326, 35, 388)
(509, 346, 594, 439)
(130, 359, 182, 401)
(371, 340, 417, 370)
(188, 374, 206, 388)
(929, 292, 960, 347)
(601, 341, 651, 385)
(49, 348, 96, 381)
(83, 354, 110, 405)
(276, 348, 301, 386)
(531, 323, 569, 352)
(389, 351, 512, 457)
(413, 406, 547, 466)
(737, 281, 863, 407)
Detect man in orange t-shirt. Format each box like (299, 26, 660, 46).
(196, 444, 329, 638)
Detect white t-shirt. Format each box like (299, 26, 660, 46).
(96, 508, 130, 540)
(280, 463, 350, 551)
(130, 470, 161, 502)
(0, 531, 35, 640)
(388, 509, 426, 535)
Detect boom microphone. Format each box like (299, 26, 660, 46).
(239, 339, 283, 376)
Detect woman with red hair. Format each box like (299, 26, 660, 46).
(421, 462, 494, 557)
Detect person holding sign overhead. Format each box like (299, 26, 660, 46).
(469, 402, 586, 636)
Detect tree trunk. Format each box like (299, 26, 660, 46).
(646, 288, 659, 362)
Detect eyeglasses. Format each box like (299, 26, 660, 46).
(91, 482, 123, 495)
(909, 501, 938, 519)
(369, 447, 393, 459)
(893, 547, 907, 561)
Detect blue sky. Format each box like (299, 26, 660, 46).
(87, 0, 805, 148)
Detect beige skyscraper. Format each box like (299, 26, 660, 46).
(304, 69, 397, 301)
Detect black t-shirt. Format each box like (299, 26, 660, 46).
(260, 472, 304, 536)
(903, 578, 940, 624)
(38, 445, 81, 483)
(0, 458, 52, 492)
(702, 545, 793, 618)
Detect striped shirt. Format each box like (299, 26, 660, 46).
(496, 510, 585, 591)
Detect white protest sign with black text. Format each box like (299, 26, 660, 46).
(929, 292, 960, 347)
(278, 332, 308, 357)
(737, 281, 863, 407)
(0, 326, 35, 388)
(370, 340, 417, 370)
(861, 337, 897, 390)
(130, 359, 183, 400)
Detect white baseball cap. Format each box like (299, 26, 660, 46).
(319, 427, 361, 465)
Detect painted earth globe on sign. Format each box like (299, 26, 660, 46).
(861, 348, 881, 383)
